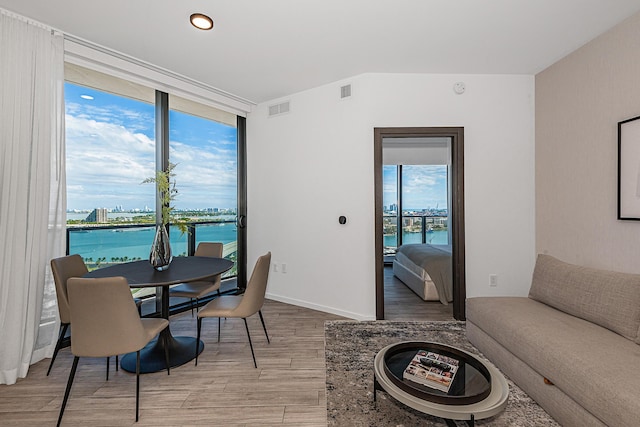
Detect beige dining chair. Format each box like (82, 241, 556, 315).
(169, 242, 223, 316)
(49, 255, 142, 378)
(195, 252, 271, 368)
(57, 276, 170, 426)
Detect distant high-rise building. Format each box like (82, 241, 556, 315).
(86, 208, 108, 223)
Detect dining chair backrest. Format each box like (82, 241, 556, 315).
(195, 242, 223, 258)
(66, 276, 151, 358)
(50, 254, 89, 324)
(234, 252, 271, 318)
(195, 242, 223, 285)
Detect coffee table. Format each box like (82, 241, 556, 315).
(373, 341, 509, 426)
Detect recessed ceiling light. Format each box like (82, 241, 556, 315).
(190, 13, 213, 30)
(80, 95, 94, 100)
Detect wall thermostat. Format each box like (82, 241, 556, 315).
(453, 82, 466, 94)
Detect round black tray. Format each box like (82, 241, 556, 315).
(382, 341, 491, 405)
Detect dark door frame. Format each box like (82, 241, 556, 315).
(374, 127, 466, 320)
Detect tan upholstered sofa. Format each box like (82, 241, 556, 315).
(466, 254, 640, 427)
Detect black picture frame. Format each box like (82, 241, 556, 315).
(618, 115, 640, 220)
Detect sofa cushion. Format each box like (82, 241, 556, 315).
(467, 297, 640, 427)
(528, 254, 640, 341)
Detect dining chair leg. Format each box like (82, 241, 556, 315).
(243, 318, 257, 368)
(195, 317, 202, 366)
(107, 355, 120, 380)
(190, 298, 194, 317)
(136, 350, 140, 422)
(163, 334, 170, 375)
(47, 323, 69, 376)
(217, 317, 221, 342)
(195, 298, 200, 314)
(57, 356, 79, 427)
(258, 310, 270, 343)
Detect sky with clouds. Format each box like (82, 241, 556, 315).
(65, 83, 237, 211)
(383, 165, 448, 211)
(65, 82, 444, 213)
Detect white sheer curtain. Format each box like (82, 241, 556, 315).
(0, 10, 65, 385)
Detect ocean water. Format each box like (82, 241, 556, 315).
(69, 222, 448, 262)
(69, 222, 238, 261)
(384, 229, 449, 247)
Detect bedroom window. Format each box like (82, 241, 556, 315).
(383, 165, 399, 258)
(401, 165, 449, 246)
(382, 138, 451, 259)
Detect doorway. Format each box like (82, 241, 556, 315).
(374, 127, 466, 320)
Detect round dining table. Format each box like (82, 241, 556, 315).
(84, 256, 234, 373)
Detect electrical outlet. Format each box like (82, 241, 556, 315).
(282, 263, 287, 273)
(273, 263, 279, 272)
(489, 274, 498, 287)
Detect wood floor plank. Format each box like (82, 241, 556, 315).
(0, 274, 448, 426)
(183, 390, 319, 408)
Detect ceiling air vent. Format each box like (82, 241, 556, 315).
(268, 101, 290, 117)
(340, 84, 352, 99)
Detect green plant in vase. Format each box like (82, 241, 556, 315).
(142, 162, 187, 270)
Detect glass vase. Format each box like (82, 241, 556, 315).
(149, 225, 172, 271)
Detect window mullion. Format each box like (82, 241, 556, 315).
(155, 90, 170, 227)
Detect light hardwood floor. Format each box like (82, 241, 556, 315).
(0, 300, 344, 426)
(1, 271, 450, 426)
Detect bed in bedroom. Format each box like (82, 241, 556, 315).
(392, 243, 453, 304)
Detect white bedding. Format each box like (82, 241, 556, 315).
(392, 244, 453, 304)
(396, 251, 431, 281)
(393, 255, 440, 301)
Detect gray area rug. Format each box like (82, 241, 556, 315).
(325, 320, 559, 426)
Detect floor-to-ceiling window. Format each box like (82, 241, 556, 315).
(64, 63, 243, 309)
(382, 165, 399, 258)
(400, 165, 449, 246)
(65, 80, 156, 269)
(382, 139, 451, 260)
(169, 95, 239, 277)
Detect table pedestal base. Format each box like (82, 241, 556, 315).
(121, 335, 203, 374)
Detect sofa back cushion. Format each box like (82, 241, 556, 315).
(529, 254, 640, 341)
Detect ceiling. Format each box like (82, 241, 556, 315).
(1, 0, 640, 104)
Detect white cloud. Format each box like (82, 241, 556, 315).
(66, 100, 237, 211)
(383, 165, 448, 210)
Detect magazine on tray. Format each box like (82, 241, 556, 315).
(402, 350, 459, 393)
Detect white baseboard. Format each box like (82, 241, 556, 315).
(265, 292, 376, 321)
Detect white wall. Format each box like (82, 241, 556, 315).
(247, 73, 535, 320)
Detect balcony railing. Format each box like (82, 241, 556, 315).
(66, 220, 238, 315)
(383, 214, 449, 257)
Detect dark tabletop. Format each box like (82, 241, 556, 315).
(84, 256, 234, 287)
